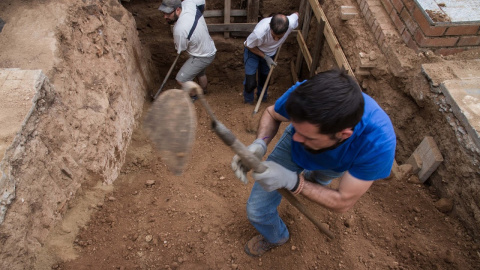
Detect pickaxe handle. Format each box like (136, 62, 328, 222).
(153, 53, 181, 100)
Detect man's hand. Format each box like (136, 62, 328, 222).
(252, 161, 299, 192)
(263, 55, 277, 67)
(231, 139, 267, 184)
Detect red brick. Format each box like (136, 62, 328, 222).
(375, 23, 383, 40)
(390, 9, 406, 34)
(365, 10, 372, 23)
(380, 0, 394, 15)
(457, 36, 480, 46)
(363, 1, 371, 15)
(445, 25, 479, 36)
(434, 47, 468, 56)
(402, 30, 419, 51)
(359, 0, 367, 13)
(367, 12, 376, 28)
(373, 20, 380, 34)
(413, 7, 446, 37)
(378, 30, 386, 47)
(391, 0, 404, 13)
(400, 8, 417, 35)
(402, 28, 412, 44)
(401, 0, 416, 13)
(414, 30, 459, 47)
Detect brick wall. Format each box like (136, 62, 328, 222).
(355, 0, 480, 56)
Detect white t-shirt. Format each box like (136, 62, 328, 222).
(244, 13, 299, 57)
(173, 0, 216, 57)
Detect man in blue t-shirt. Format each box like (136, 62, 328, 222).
(231, 69, 396, 257)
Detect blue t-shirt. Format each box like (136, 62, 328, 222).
(274, 81, 396, 181)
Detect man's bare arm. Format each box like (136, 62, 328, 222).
(256, 105, 289, 145)
(245, 45, 266, 59)
(299, 172, 374, 213)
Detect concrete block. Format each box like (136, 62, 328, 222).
(405, 152, 422, 174)
(407, 136, 443, 182)
(341, 6, 358, 21)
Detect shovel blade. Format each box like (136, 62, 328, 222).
(144, 89, 196, 175)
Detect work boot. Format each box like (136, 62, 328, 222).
(244, 235, 286, 257)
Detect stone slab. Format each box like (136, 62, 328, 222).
(441, 78, 480, 148)
(0, 68, 42, 161)
(422, 60, 480, 150)
(416, 0, 480, 23)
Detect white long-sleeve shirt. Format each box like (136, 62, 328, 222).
(173, 0, 216, 57)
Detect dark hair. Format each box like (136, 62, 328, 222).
(285, 69, 364, 135)
(269, 14, 289, 35)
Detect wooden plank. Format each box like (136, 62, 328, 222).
(297, 31, 312, 71)
(295, 4, 312, 76)
(290, 60, 299, 83)
(224, 0, 231, 38)
(207, 23, 257, 32)
(309, 20, 326, 77)
(307, 0, 354, 77)
(204, 9, 247, 18)
(297, 0, 307, 28)
(247, 0, 259, 23)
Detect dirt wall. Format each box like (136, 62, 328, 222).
(0, 0, 157, 269)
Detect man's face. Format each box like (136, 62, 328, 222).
(291, 121, 346, 154)
(163, 8, 180, 25)
(270, 30, 285, 41)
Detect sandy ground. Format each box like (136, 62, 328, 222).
(1, 0, 480, 269)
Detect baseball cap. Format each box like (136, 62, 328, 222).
(158, 0, 182, 13)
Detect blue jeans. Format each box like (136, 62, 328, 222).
(243, 48, 273, 103)
(246, 124, 344, 244)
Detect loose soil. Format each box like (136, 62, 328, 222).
(1, 0, 480, 269)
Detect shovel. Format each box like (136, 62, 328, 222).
(253, 46, 281, 115)
(152, 53, 181, 100)
(144, 81, 334, 239)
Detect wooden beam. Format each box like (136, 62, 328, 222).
(297, 31, 312, 71)
(203, 9, 247, 18)
(207, 23, 257, 32)
(224, 0, 231, 38)
(309, 20, 326, 77)
(307, 0, 354, 77)
(247, 0, 259, 23)
(297, 0, 307, 28)
(290, 60, 299, 83)
(295, 3, 312, 77)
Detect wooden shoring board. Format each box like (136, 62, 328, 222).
(295, 1, 312, 77)
(297, 0, 307, 28)
(297, 31, 312, 71)
(247, 0, 259, 23)
(224, 0, 231, 38)
(207, 23, 256, 32)
(310, 20, 326, 77)
(307, 0, 354, 77)
(291, 60, 299, 83)
(204, 9, 247, 17)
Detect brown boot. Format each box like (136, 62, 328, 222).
(244, 235, 286, 257)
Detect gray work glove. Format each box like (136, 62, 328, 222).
(252, 161, 298, 192)
(263, 55, 277, 67)
(231, 139, 267, 184)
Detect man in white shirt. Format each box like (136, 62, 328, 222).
(159, 0, 216, 97)
(243, 12, 298, 104)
